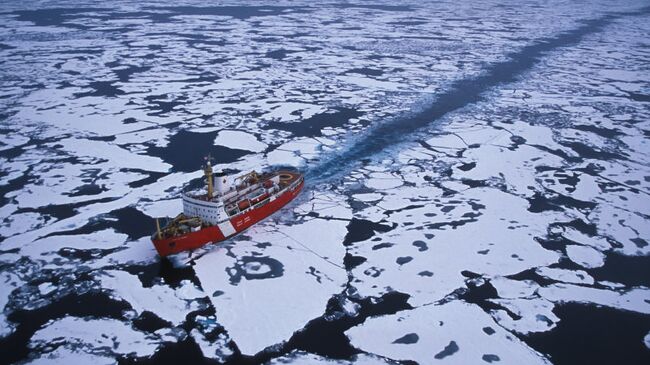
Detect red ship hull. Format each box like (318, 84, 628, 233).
(152, 179, 304, 257)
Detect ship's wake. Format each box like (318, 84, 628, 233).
(306, 7, 648, 185)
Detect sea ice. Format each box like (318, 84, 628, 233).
(24, 347, 114, 365)
(565, 245, 605, 269)
(538, 284, 650, 314)
(346, 301, 550, 364)
(214, 130, 267, 153)
(267, 350, 398, 364)
(96, 270, 204, 326)
(30, 317, 160, 358)
(535, 267, 594, 285)
(193, 195, 349, 355)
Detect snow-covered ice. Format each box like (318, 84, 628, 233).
(30, 317, 161, 358)
(1, 0, 649, 363)
(193, 192, 349, 355)
(346, 301, 550, 364)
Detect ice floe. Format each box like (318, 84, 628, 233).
(214, 130, 267, 153)
(538, 284, 650, 314)
(346, 301, 550, 364)
(348, 186, 561, 306)
(490, 297, 560, 335)
(30, 317, 161, 358)
(266, 350, 397, 364)
(565, 245, 606, 269)
(193, 193, 349, 355)
(535, 267, 594, 285)
(96, 270, 205, 326)
(191, 328, 233, 362)
(0, 272, 20, 338)
(24, 347, 115, 365)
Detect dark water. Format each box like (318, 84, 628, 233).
(147, 130, 252, 172)
(458, 272, 650, 365)
(525, 303, 650, 365)
(0, 292, 132, 365)
(587, 254, 650, 287)
(119, 290, 413, 365)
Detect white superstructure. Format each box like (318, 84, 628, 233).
(182, 194, 228, 225)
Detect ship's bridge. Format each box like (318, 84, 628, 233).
(182, 194, 227, 225)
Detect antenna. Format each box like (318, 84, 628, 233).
(204, 154, 214, 166)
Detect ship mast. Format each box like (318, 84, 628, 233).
(205, 155, 214, 200)
(155, 218, 162, 240)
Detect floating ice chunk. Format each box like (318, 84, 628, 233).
(440, 180, 470, 192)
(535, 267, 594, 285)
(598, 281, 626, 289)
(137, 198, 183, 218)
(569, 173, 602, 202)
(30, 317, 160, 358)
(339, 75, 404, 91)
(0, 272, 21, 338)
(54, 137, 170, 172)
(364, 165, 389, 173)
(113, 128, 171, 146)
(193, 211, 348, 355)
(294, 191, 353, 220)
(452, 126, 512, 146)
(353, 193, 383, 202)
(191, 329, 233, 362)
(262, 102, 325, 122)
(365, 172, 403, 190)
(214, 130, 267, 153)
(90, 235, 159, 268)
(498, 120, 559, 148)
(397, 147, 434, 164)
(266, 137, 322, 166)
(24, 347, 114, 365)
(0, 133, 29, 151)
(375, 185, 439, 211)
(38, 283, 56, 296)
(321, 127, 343, 137)
(562, 228, 611, 252)
(458, 144, 563, 196)
(267, 350, 397, 364)
(350, 187, 561, 306)
(314, 136, 337, 147)
(97, 270, 204, 325)
(645, 331, 650, 350)
(0, 212, 45, 238)
(14, 229, 128, 257)
(154, 327, 187, 343)
(490, 277, 538, 299)
(490, 298, 559, 334)
(590, 204, 650, 255)
(565, 245, 605, 269)
(539, 284, 650, 314)
(346, 301, 550, 364)
(425, 133, 467, 149)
